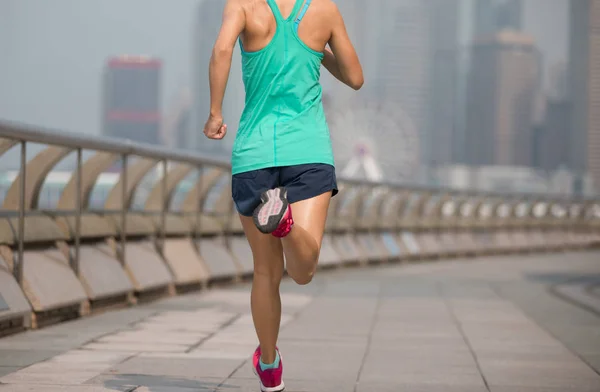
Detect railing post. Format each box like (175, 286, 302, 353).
(195, 165, 204, 240)
(73, 147, 82, 276)
(120, 154, 128, 266)
(16, 141, 26, 285)
(160, 159, 168, 250)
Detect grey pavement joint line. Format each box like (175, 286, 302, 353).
(586, 283, 600, 299)
(438, 282, 492, 392)
(86, 311, 164, 348)
(353, 284, 382, 392)
(549, 280, 600, 318)
(492, 283, 600, 378)
(218, 353, 253, 390)
(185, 313, 242, 353)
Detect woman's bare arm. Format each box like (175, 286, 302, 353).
(208, 0, 245, 118)
(322, 3, 363, 90)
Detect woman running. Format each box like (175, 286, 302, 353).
(204, 0, 362, 390)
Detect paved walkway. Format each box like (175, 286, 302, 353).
(1, 251, 599, 392)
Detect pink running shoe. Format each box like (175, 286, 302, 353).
(252, 346, 285, 392)
(253, 187, 293, 237)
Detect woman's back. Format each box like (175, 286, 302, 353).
(240, 0, 332, 54)
(232, 0, 334, 175)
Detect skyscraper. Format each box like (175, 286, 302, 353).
(569, 0, 600, 192)
(102, 56, 162, 145)
(475, 0, 523, 36)
(535, 98, 572, 172)
(370, 1, 433, 165)
(429, 0, 460, 167)
(465, 30, 539, 167)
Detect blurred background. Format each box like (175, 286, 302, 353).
(0, 0, 598, 197)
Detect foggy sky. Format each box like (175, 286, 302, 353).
(0, 0, 570, 137)
(0, 0, 199, 136)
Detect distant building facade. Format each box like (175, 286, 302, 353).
(465, 31, 539, 167)
(569, 0, 600, 193)
(102, 56, 162, 145)
(429, 0, 460, 167)
(474, 0, 523, 36)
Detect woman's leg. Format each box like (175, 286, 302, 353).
(240, 214, 285, 365)
(282, 191, 332, 285)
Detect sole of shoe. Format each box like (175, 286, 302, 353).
(252, 187, 289, 234)
(260, 382, 285, 392)
(252, 366, 285, 392)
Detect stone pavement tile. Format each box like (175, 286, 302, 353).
(318, 280, 380, 296)
(50, 350, 134, 364)
(132, 320, 223, 334)
(0, 308, 158, 351)
(0, 349, 135, 385)
(139, 311, 235, 332)
(224, 377, 356, 392)
(82, 342, 190, 353)
(371, 321, 462, 339)
(358, 370, 486, 387)
(583, 353, 600, 372)
(96, 330, 207, 346)
(368, 346, 475, 365)
(377, 298, 449, 310)
(0, 385, 129, 392)
(542, 324, 600, 353)
(0, 366, 20, 377)
(360, 348, 483, 386)
(490, 387, 600, 392)
(460, 323, 557, 339)
(0, 349, 62, 367)
(0, 360, 113, 385)
(370, 336, 468, 350)
(480, 360, 600, 390)
(475, 350, 581, 363)
(278, 334, 369, 346)
(1, 369, 105, 385)
(109, 356, 244, 380)
(477, 357, 595, 373)
(200, 289, 312, 312)
(440, 282, 500, 299)
(87, 373, 223, 391)
(388, 357, 478, 369)
(189, 342, 257, 359)
(356, 383, 488, 392)
(134, 387, 214, 392)
(139, 349, 250, 361)
(469, 342, 573, 357)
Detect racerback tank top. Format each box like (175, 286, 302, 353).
(231, 0, 334, 175)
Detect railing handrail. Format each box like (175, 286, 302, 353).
(0, 119, 597, 202)
(0, 120, 230, 168)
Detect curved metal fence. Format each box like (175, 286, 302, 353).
(0, 120, 598, 334)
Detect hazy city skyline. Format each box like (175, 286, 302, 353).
(0, 0, 593, 193)
(0, 0, 569, 135)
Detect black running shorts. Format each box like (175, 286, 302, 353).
(231, 164, 338, 217)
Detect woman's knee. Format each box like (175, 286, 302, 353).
(253, 258, 284, 285)
(291, 269, 315, 285)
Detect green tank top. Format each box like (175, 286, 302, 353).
(231, 0, 334, 175)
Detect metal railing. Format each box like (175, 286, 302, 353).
(0, 119, 599, 332)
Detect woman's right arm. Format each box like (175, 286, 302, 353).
(322, 3, 364, 90)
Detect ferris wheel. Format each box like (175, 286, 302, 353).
(325, 96, 421, 182)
